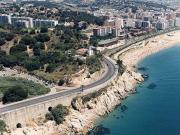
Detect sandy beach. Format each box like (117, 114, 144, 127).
(117, 30, 180, 68)
(4, 30, 180, 135)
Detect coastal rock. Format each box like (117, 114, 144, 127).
(57, 69, 144, 134)
(5, 69, 143, 135)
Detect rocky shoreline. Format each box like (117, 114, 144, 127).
(4, 67, 143, 135)
(5, 31, 180, 135)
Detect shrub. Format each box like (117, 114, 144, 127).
(46, 64, 57, 73)
(29, 29, 36, 35)
(0, 120, 6, 134)
(0, 50, 6, 56)
(58, 79, 65, 86)
(20, 35, 36, 46)
(10, 44, 27, 54)
(5, 33, 14, 41)
(33, 47, 41, 56)
(2, 86, 28, 104)
(0, 38, 5, 46)
(0, 55, 18, 67)
(117, 60, 125, 75)
(45, 113, 54, 120)
(24, 59, 41, 71)
(86, 56, 101, 74)
(40, 27, 48, 33)
(35, 34, 50, 43)
(45, 104, 69, 124)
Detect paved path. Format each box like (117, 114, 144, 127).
(0, 56, 118, 114)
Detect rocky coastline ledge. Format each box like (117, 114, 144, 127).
(5, 31, 180, 135)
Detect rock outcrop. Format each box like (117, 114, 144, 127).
(5, 68, 143, 135)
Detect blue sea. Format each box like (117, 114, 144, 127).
(89, 44, 180, 135)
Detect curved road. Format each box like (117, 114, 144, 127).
(0, 57, 117, 114)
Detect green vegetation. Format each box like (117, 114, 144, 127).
(2, 86, 28, 104)
(82, 88, 107, 104)
(117, 60, 126, 75)
(0, 120, 6, 134)
(86, 55, 101, 74)
(0, 32, 14, 41)
(0, 19, 102, 84)
(35, 34, 50, 42)
(40, 27, 48, 33)
(58, 79, 65, 86)
(71, 88, 108, 110)
(58, 11, 106, 26)
(45, 104, 69, 124)
(0, 31, 14, 46)
(0, 77, 50, 103)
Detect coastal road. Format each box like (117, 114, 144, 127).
(0, 56, 118, 114)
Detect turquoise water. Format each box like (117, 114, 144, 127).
(89, 44, 180, 135)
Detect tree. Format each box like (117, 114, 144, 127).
(117, 60, 125, 75)
(20, 35, 36, 46)
(0, 120, 6, 134)
(5, 33, 14, 41)
(0, 38, 5, 46)
(10, 44, 27, 54)
(46, 64, 57, 73)
(33, 46, 41, 56)
(86, 56, 101, 74)
(40, 27, 48, 33)
(2, 86, 28, 104)
(0, 55, 18, 67)
(0, 50, 6, 56)
(90, 36, 98, 46)
(35, 34, 50, 43)
(24, 59, 41, 71)
(58, 79, 65, 86)
(29, 29, 36, 35)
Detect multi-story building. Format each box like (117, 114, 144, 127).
(135, 20, 142, 29)
(143, 16, 153, 22)
(0, 14, 11, 24)
(112, 27, 122, 37)
(175, 17, 180, 27)
(13, 20, 30, 28)
(156, 21, 168, 30)
(115, 18, 124, 28)
(93, 26, 112, 37)
(168, 19, 175, 27)
(104, 19, 115, 27)
(33, 19, 58, 28)
(2, 0, 16, 3)
(124, 19, 136, 28)
(105, 18, 124, 29)
(11, 17, 33, 28)
(0, 14, 58, 28)
(141, 21, 151, 28)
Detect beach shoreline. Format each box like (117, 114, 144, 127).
(5, 30, 180, 135)
(117, 30, 180, 68)
(82, 30, 180, 134)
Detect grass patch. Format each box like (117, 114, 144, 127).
(0, 77, 50, 101)
(33, 64, 80, 83)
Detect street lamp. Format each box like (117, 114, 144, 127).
(81, 85, 84, 92)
